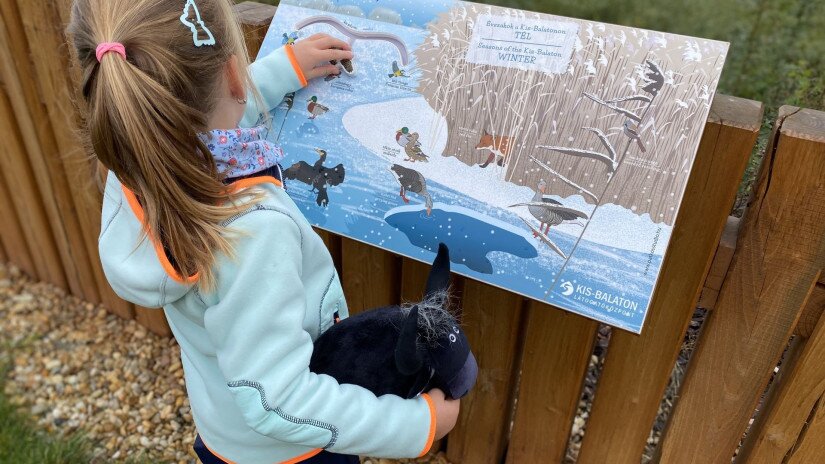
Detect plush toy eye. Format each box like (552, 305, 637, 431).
(449, 334, 457, 343)
(453, 326, 460, 334)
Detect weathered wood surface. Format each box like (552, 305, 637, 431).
(0, 0, 101, 303)
(0, 11, 69, 291)
(445, 281, 525, 464)
(506, 304, 598, 464)
(698, 215, 741, 310)
(577, 95, 763, 464)
(784, 392, 825, 463)
(340, 239, 401, 313)
(658, 106, 825, 463)
(737, 294, 825, 463)
(0, 92, 38, 279)
(236, 1, 277, 59)
(796, 284, 825, 338)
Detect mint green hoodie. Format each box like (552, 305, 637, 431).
(98, 46, 435, 464)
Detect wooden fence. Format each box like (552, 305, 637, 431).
(1, 1, 823, 462)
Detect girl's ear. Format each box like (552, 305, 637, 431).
(225, 54, 246, 101)
(395, 306, 423, 376)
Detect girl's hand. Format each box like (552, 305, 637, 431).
(291, 34, 354, 81)
(428, 388, 460, 440)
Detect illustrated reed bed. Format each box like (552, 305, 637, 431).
(415, 3, 727, 226)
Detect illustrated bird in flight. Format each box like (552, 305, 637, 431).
(282, 31, 299, 45)
(388, 61, 407, 78)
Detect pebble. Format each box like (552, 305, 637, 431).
(0, 263, 451, 464)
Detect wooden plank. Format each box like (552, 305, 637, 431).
(737, 289, 825, 463)
(401, 258, 432, 303)
(0, 52, 66, 288)
(698, 215, 741, 309)
(314, 228, 343, 277)
(13, 0, 138, 317)
(340, 239, 401, 313)
(0, 110, 36, 277)
(445, 281, 525, 464)
(658, 106, 825, 463)
(577, 95, 763, 464)
(786, 394, 825, 463)
(236, 1, 276, 59)
(796, 284, 825, 338)
(505, 304, 598, 464)
(0, 0, 99, 302)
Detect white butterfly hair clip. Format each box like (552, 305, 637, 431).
(180, 0, 216, 47)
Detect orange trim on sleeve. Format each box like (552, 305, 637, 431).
(418, 393, 437, 458)
(120, 177, 282, 285)
(284, 45, 308, 88)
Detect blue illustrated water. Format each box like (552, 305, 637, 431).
(258, 4, 663, 333)
(385, 204, 538, 274)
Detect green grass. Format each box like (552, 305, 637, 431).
(0, 361, 98, 463)
(0, 352, 159, 464)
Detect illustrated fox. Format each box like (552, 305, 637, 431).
(475, 131, 514, 168)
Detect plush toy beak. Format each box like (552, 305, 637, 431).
(445, 352, 478, 400)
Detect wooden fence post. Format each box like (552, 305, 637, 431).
(657, 106, 825, 463)
(0, 92, 38, 279)
(505, 305, 597, 464)
(736, 284, 825, 462)
(0, 0, 102, 303)
(445, 282, 525, 464)
(576, 96, 763, 464)
(341, 239, 401, 313)
(236, 1, 276, 59)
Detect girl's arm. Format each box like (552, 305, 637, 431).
(240, 45, 307, 128)
(204, 209, 436, 458)
(240, 35, 352, 127)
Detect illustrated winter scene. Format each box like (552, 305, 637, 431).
(257, 0, 729, 333)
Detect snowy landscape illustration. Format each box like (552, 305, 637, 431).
(257, 0, 729, 333)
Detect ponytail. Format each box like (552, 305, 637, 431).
(69, 0, 260, 290)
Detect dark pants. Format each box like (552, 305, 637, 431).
(194, 435, 360, 464)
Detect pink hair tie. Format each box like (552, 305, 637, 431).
(96, 42, 126, 62)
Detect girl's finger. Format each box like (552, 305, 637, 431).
(307, 64, 341, 80)
(306, 33, 328, 41)
(312, 35, 352, 51)
(318, 48, 354, 63)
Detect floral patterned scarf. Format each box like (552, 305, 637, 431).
(199, 126, 284, 178)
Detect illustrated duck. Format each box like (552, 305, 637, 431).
(391, 164, 433, 216)
(307, 96, 329, 119)
(510, 180, 588, 237)
(395, 127, 429, 163)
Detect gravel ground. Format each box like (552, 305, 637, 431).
(0, 263, 449, 464)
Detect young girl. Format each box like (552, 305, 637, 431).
(67, 1, 459, 463)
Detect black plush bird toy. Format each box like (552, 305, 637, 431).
(310, 244, 478, 401)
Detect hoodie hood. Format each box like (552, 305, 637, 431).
(98, 173, 195, 308)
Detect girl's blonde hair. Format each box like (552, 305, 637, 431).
(69, 0, 260, 289)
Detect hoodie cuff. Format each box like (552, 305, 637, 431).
(418, 393, 437, 457)
(284, 44, 308, 88)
